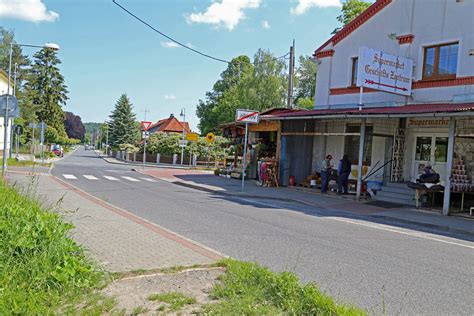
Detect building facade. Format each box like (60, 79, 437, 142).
(267, 0, 474, 215)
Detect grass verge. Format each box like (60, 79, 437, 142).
(203, 259, 365, 315)
(1, 158, 51, 167)
(0, 180, 105, 314)
(147, 292, 197, 311)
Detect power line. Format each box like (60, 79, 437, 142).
(112, 0, 229, 63)
(112, 0, 290, 65)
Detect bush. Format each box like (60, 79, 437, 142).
(0, 181, 102, 314)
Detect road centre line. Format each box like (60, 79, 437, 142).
(235, 197, 474, 250)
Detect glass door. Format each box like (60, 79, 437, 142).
(414, 135, 448, 180)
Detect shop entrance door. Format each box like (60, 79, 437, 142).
(413, 135, 448, 181)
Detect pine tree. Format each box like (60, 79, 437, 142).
(25, 47, 68, 137)
(108, 94, 139, 147)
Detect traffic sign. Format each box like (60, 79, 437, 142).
(186, 132, 198, 142)
(142, 131, 150, 139)
(179, 139, 187, 147)
(141, 121, 153, 131)
(236, 109, 259, 124)
(206, 132, 215, 143)
(0, 94, 18, 111)
(14, 125, 23, 135)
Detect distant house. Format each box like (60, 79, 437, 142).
(148, 114, 191, 134)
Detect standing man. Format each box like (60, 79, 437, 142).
(321, 154, 333, 193)
(337, 155, 351, 194)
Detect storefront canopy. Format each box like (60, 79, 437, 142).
(264, 103, 474, 120)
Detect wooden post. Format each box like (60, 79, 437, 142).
(356, 119, 366, 200)
(443, 117, 456, 215)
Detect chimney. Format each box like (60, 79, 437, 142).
(169, 114, 174, 118)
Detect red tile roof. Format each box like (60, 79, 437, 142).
(149, 116, 191, 133)
(263, 103, 474, 119)
(315, 0, 392, 54)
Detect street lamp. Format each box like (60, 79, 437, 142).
(2, 42, 60, 177)
(180, 108, 186, 165)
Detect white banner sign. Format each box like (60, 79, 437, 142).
(357, 47, 414, 96)
(236, 109, 259, 124)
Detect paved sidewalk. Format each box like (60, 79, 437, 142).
(138, 168, 474, 237)
(7, 172, 221, 272)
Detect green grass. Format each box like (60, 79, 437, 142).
(0, 157, 51, 167)
(203, 259, 365, 315)
(0, 180, 104, 314)
(131, 305, 149, 315)
(147, 292, 197, 311)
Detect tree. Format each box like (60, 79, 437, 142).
(108, 94, 139, 147)
(332, 0, 371, 34)
(294, 55, 317, 108)
(196, 50, 287, 134)
(197, 55, 254, 135)
(25, 48, 68, 137)
(64, 112, 86, 140)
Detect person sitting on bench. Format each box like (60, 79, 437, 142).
(419, 164, 440, 183)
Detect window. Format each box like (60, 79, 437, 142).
(435, 137, 448, 163)
(415, 137, 432, 161)
(423, 43, 458, 80)
(351, 57, 358, 86)
(345, 125, 373, 164)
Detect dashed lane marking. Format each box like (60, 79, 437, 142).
(103, 176, 119, 181)
(83, 175, 99, 180)
(63, 174, 77, 179)
(121, 176, 140, 182)
(140, 177, 157, 182)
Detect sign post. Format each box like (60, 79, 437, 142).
(39, 122, 47, 164)
(236, 110, 260, 192)
(140, 121, 152, 168)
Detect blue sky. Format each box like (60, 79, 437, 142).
(1, 0, 344, 131)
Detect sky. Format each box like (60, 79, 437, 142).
(0, 0, 345, 131)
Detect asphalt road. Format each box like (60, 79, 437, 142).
(51, 147, 474, 315)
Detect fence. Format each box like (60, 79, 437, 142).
(110, 150, 225, 168)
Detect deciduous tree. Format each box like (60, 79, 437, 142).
(332, 0, 371, 34)
(64, 112, 86, 140)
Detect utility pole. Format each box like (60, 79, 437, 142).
(287, 39, 295, 109)
(142, 107, 150, 168)
(180, 108, 186, 165)
(105, 122, 109, 155)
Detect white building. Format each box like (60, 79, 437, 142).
(0, 69, 13, 156)
(267, 0, 474, 215)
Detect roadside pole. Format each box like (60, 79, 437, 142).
(1, 43, 13, 177)
(241, 122, 249, 192)
(235, 110, 259, 192)
(142, 134, 147, 169)
(40, 122, 46, 164)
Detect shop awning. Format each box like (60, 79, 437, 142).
(264, 103, 474, 120)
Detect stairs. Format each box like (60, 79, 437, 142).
(373, 182, 416, 206)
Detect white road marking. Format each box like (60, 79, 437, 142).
(235, 197, 474, 250)
(63, 174, 77, 179)
(83, 175, 99, 180)
(103, 176, 119, 181)
(140, 177, 157, 182)
(121, 176, 140, 182)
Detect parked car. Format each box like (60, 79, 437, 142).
(85, 144, 90, 150)
(52, 144, 64, 157)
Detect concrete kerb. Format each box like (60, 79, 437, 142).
(368, 214, 474, 238)
(159, 176, 474, 238)
(48, 175, 226, 261)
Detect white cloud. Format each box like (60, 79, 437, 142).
(161, 41, 194, 49)
(290, 0, 341, 15)
(0, 0, 59, 22)
(262, 20, 270, 29)
(164, 94, 176, 100)
(161, 41, 181, 48)
(186, 0, 261, 31)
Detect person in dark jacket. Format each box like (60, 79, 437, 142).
(337, 155, 351, 194)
